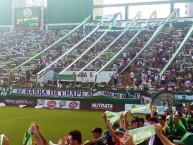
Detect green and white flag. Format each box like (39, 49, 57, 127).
(129, 125, 156, 144)
(105, 111, 156, 144)
(105, 111, 125, 124)
(105, 111, 122, 117)
(96, 12, 121, 22)
(105, 104, 150, 123)
(23, 128, 32, 145)
(130, 104, 150, 114)
(0, 134, 4, 145)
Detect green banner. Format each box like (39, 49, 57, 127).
(0, 89, 11, 97)
(129, 125, 155, 144)
(14, 7, 41, 27)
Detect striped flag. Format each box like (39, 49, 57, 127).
(23, 128, 32, 145)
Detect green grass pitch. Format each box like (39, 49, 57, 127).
(0, 107, 106, 145)
(0, 107, 143, 145)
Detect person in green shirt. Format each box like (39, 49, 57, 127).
(167, 111, 187, 142)
(177, 111, 188, 129)
(165, 115, 173, 136)
(164, 106, 174, 137)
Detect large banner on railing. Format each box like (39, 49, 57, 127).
(12, 88, 92, 97)
(11, 88, 153, 100)
(175, 94, 193, 100)
(60, 71, 114, 83)
(12, 88, 126, 98)
(14, 7, 41, 27)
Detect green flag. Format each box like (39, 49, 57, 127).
(23, 128, 32, 145)
(105, 111, 124, 124)
(129, 125, 156, 144)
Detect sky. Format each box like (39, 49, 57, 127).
(99, 0, 188, 19)
(19, 0, 189, 19)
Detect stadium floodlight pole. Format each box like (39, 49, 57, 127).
(158, 22, 193, 80)
(9, 15, 91, 78)
(76, 11, 142, 76)
(94, 10, 157, 82)
(36, 26, 99, 82)
(118, 8, 179, 75)
(59, 23, 118, 75)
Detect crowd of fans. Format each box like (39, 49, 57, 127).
(1, 103, 193, 145)
(0, 21, 193, 93)
(110, 22, 193, 92)
(29, 103, 193, 145)
(0, 26, 76, 85)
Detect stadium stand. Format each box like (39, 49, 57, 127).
(1, 18, 193, 93)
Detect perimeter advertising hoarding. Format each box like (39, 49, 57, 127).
(80, 102, 124, 111)
(37, 99, 80, 109)
(14, 7, 41, 27)
(2, 99, 37, 106)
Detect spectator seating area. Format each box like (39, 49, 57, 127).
(0, 19, 193, 92)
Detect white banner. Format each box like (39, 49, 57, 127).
(125, 104, 176, 115)
(12, 88, 126, 99)
(12, 88, 91, 97)
(175, 95, 193, 100)
(61, 71, 113, 83)
(37, 99, 80, 109)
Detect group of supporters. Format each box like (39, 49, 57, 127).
(94, 103, 193, 145)
(1, 103, 193, 145)
(1, 21, 193, 93)
(0, 26, 75, 86)
(111, 25, 193, 92)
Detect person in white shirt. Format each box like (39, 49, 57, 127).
(113, 63, 118, 71)
(161, 75, 166, 86)
(184, 79, 191, 88)
(130, 72, 135, 84)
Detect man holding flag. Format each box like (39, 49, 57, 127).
(23, 122, 48, 145)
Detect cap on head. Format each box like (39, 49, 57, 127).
(103, 130, 110, 138)
(111, 122, 120, 128)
